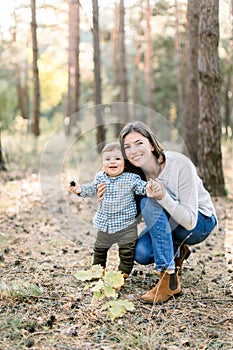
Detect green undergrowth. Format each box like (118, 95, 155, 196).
(75, 265, 135, 320)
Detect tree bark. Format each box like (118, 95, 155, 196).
(145, 0, 154, 125)
(12, 6, 30, 121)
(112, 0, 128, 136)
(174, 0, 184, 124)
(92, 0, 105, 150)
(66, 0, 80, 135)
(117, 0, 129, 130)
(224, 73, 232, 137)
(111, 3, 120, 102)
(31, 0, 40, 136)
(15, 61, 30, 121)
(223, 0, 233, 138)
(119, 0, 128, 106)
(0, 127, 7, 171)
(133, 1, 143, 107)
(183, 0, 200, 164)
(198, 0, 225, 196)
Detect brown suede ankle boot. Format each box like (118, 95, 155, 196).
(140, 270, 181, 304)
(175, 244, 191, 275)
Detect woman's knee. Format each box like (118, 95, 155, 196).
(140, 198, 161, 220)
(184, 231, 212, 245)
(134, 246, 145, 264)
(173, 213, 217, 245)
(140, 198, 170, 234)
(134, 241, 153, 265)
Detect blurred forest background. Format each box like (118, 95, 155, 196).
(0, 2, 233, 348)
(0, 0, 232, 196)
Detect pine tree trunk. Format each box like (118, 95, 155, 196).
(15, 62, 30, 121)
(31, 0, 40, 136)
(12, 7, 29, 121)
(198, 0, 225, 196)
(183, 0, 200, 165)
(113, 0, 128, 136)
(0, 127, 7, 171)
(174, 0, 184, 123)
(224, 0, 233, 138)
(119, 0, 128, 108)
(145, 0, 153, 125)
(111, 3, 120, 102)
(133, 1, 143, 107)
(66, 0, 80, 135)
(92, 0, 105, 150)
(224, 74, 232, 137)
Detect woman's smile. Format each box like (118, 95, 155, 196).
(123, 131, 155, 168)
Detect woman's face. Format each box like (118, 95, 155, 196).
(123, 131, 155, 169)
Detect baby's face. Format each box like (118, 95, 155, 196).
(102, 149, 124, 177)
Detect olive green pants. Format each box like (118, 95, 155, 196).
(93, 223, 137, 275)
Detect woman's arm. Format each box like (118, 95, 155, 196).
(147, 162, 199, 230)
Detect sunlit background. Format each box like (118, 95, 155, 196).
(0, 2, 230, 136)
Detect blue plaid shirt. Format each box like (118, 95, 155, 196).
(79, 171, 147, 234)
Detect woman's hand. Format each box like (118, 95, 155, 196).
(146, 179, 165, 200)
(97, 182, 106, 201)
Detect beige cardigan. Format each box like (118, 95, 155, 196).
(157, 151, 217, 230)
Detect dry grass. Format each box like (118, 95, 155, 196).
(0, 133, 232, 350)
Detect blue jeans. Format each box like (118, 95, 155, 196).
(135, 197, 217, 272)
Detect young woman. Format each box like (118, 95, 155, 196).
(98, 121, 217, 303)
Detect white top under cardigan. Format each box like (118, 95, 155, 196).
(157, 151, 217, 230)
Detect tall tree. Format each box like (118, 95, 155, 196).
(183, 0, 200, 164)
(111, 0, 128, 136)
(224, 66, 233, 138)
(198, 0, 225, 196)
(119, 0, 128, 106)
(223, 0, 233, 138)
(111, 2, 120, 102)
(145, 0, 154, 125)
(12, 5, 30, 121)
(66, 0, 80, 135)
(0, 127, 7, 171)
(133, 1, 143, 106)
(174, 0, 184, 122)
(92, 0, 105, 150)
(16, 61, 30, 121)
(117, 0, 129, 133)
(31, 0, 40, 136)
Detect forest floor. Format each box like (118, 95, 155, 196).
(0, 133, 233, 350)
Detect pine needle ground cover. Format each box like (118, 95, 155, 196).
(0, 134, 232, 350)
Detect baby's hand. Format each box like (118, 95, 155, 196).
(69, 181, 81, 195)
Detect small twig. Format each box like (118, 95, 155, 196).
(211, 317, 233, 325)
(25, 329, 61, 338)
(176, 298, 233, 303)
(138, 304, 154, 312)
